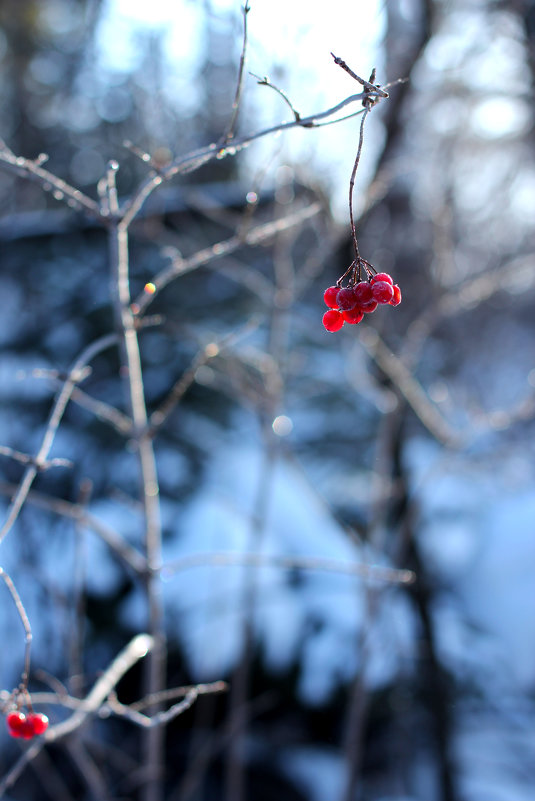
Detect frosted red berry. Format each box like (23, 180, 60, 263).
(6, 709, 49, 739)
(19, 719, 36, 740)
(323, 286, 340, 308)
(6, 711, 26, 738)
(343, 308, 364, 325)
(321, 268, 400, 333)
(322, 309, 344, 332)
(336, 287, 358, 311)
(28, 713, 49, 736)
(371, 280, 394, 304)
(353, 281, 374, 307)
(390, 284, 402, 306)
(371, 272, 393, 285)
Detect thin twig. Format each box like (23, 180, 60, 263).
(359, 326, 462, 447)
(222, 2, 251, 142)
(148, 318, 261, 436)
(0, 482, 148, 576)
(133, 203, 322, 315)
(120, 90, 383, 227)
(330, 54, 388, 97)
(0, 141, 101, 218)
(45, 634, 154, 741)
(0, 568, 32, 692)
(250, 73, 303, 121)
(4, 681, 228, 716)
(0, 446, 72, 470)
(0, 333, 118, 546)
(160, 550, 415, 586)
(105, 686, 211, 728)
(61, 386, 133, 436)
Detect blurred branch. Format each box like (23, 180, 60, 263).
(0, 635, 154, 798)
(6, 681, 228, 715)
(47, 635, 155, 740)
(0, 568, 32, 693)
(161, 550, 415, 586)
(0, 482, 147, 576)
(148, 317, 261, 436)
(133, 202, 322, 315)
(0, 333, 118, 546)
(121, 85, 385, 226)
(109, 210, 165, 800)
(0, 445, 73, 471)
(105, 683, 223, 729)
(60, 386, 133, 436)
(359, 326, 463, 447)
(222, 2, 251, 143)
(0, 676, 226, 799)
(0, 141, 101, 219)
(63, 740, 108, 801)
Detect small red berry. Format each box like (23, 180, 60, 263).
(353, 281, 374, 307)
(343, 308, 364, 325)
(322, 309, 344, 332)
(6, 711, 27, 738)
(323, 286, 340, 308)
(19, 719, 35, 740)
(27, 713, 49, 736)
(336, 287, 357, 311)
(360, 300, 378, 313)
(390, 284, 402, 306)
(371, 272, 393, 285)
(371, 280, 394, 304)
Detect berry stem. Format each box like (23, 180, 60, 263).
(349, 105, 370, 263)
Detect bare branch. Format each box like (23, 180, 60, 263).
(0, 482, 148, 576)
(222, 2, 251, 142)
(0, 568, 32, 692)
(133, 202, 322, 315)
(148, 318, 260, 436)
(330, 53, 389, 97)
(0, 446, 73, 471)
(359, 327, 463, 448)
(0, 334, 118, 545)
(45, 634, 154, 741)
(0, 141, 101, 219)
(161, 550, 415, 586)
(105, 679, 227, 728)
(121, 91, 381, 227)
(251, 72, 303, 121)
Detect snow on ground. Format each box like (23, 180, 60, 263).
(156, 423, 414, 703)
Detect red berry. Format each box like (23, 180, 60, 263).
(360, 300, 378, 313)
(343, 308, 364, 325)
(371, 272, 393, 285)
(6, 711, 27, 738)
(27, 713, 49, 736)
(323, 286, 340, 308)
(390, 284, 402, 306)
(371, 280, 394, 304)
(336, 287, 357, 311)
(353, 281, 374, 307)
(322, 309, 344, 332)
(19, 719, 35, 740)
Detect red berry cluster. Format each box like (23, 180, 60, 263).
(6, 709, 49, 740)
(322, 272, 401, 333)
